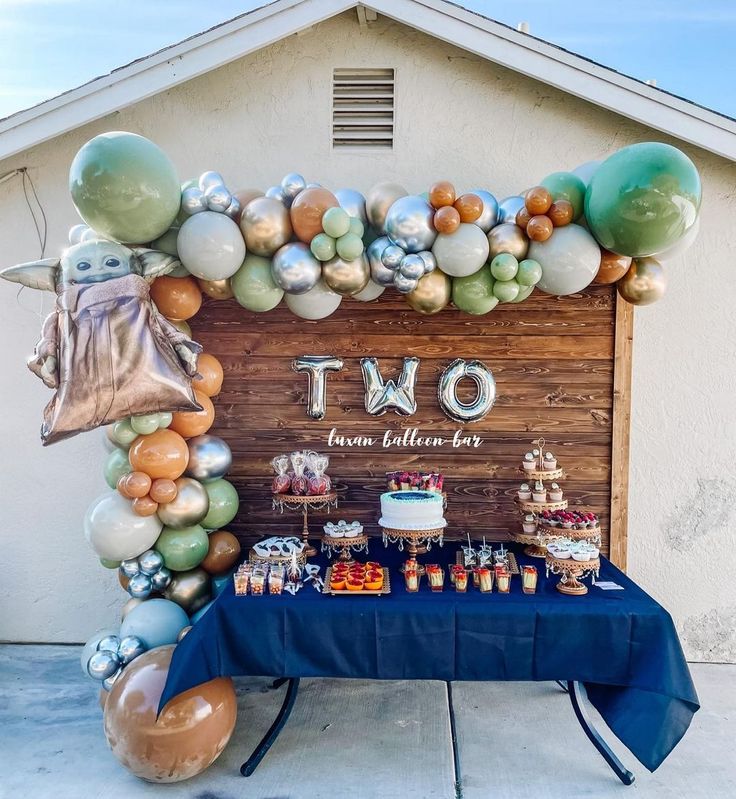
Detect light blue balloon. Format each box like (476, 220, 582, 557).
(190, 600, 215, 625)
(213, 570, 235, 596)
(119, 598, 189, 650)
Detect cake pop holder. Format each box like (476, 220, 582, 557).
(545, 553, 600, 596)
(272, 492, 338, 557)
(320, 534, 369, 564)
(381, 526, 444, 574)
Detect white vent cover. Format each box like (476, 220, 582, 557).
(332, 68, 395, 149)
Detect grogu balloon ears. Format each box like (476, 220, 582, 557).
(0, 258, 61, 291)
(131, 248, 183, 282)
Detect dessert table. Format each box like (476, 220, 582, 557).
(159, 541, 698, 782)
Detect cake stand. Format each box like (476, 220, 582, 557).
(537, 523, 602, 547)
(272, 492, 338, 557)
(545, 553, 600, 596)
(320, 534, 369, 564)
(381, 526, 444, 574)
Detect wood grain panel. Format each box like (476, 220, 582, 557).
(197, 284, 624, 561)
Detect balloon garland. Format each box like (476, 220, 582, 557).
(0, 130, 702, 782)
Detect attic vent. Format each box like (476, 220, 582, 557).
(332, 68, 394, 149)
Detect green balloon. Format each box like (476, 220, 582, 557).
(452, 270, 499, 315)
(100, 557, 121, 569)
(310, 233, 337, 262)
(585, 142, 701, 257)
(155, 524, 209, 571)
(493, 278, 520, 303)
(157, 412, 173, 428)
(509, 284, 535, 303)
(322, 207, 351, 238)
(517, 259, 543, 286)
(336, 232, 364, 260)
(231, 254, 284, 312)
(348, 217, 365, 238)
(69, 132, 180, 243)
(130, 413, 161, 435)
(490, 253, 518, 281)
(201, 479, 239, 530)
(104, 447, 131, 489)
(541, 172, 586, 220)
(150, 226, 179, 256)
(110, 419, 138, 449)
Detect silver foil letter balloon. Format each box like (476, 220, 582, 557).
(437, 359, 496, 423)
(360, 357, 419, 417)
(292, 356, 345, 420)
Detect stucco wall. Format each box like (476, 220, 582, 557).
(0, 12, 734, 658)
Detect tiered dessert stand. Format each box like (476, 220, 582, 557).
(545, 553, 601, 596)
(320, 533, 369, 564)
(381, 526, 444, 574)
(272, 492, 338, 557)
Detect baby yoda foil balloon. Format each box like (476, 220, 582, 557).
(0, 238, 202, 445)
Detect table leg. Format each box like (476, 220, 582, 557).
(567, 681, 635, 786)
(446, 682, 462, 797)
(240, 677, 300, 777)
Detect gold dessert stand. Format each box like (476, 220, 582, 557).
(272, 492, 338, 557)
(320, 534, 369, 564)
(545, 553, 600, 596)
(381, 526, 444, 574)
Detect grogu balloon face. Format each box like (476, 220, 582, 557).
(60, 240, 137, 285)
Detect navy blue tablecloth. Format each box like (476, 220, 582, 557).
(160, 541, 698, 771)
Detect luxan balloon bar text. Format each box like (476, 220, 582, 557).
(327, 427, 483, 449)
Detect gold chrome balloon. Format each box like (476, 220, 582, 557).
(406, 269, 451, 315)
(487, 222, 529, 261)
(156, 477, 210, 529)
(322, 254, 370, 296)
(163, 567, 212, 614)
(197, 278, 234, 300)
(617, 257, 667, 306)
(239, 196, 292, 257)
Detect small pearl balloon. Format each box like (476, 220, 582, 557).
(265, 185, 289, 206)
(281, 173, 307, 199)
(497, 196, 525, 224)
(205, 184, 232, 212)
(87, 650, 120, 681)
(120, 559, 140, 578)
(394, 273, 419, 294)
(102, 668, 122, 692)
(97, 635, 121, 653)
(128, 572, 153, 599)
(366, 236, 396, 286)
(151, 567, 172, 591)
(418, 251, 437, 274)
(138, 549, 164, 576)
(381, 245, 405, 270)
(198, 171, 225, 191)
(117, 635, 146, 665)
(181, 186, 207, 216)
(224, 196, 242, 222)
(399, 254, 426, 280)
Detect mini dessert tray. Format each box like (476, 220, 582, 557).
(455, 548, 520, 575)
(322, 565, 391, 596)
(249, 536, 308, 568)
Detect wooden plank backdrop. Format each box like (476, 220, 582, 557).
(192, 282, 628, 563)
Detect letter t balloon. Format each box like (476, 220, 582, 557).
(292, 355, 344, 419)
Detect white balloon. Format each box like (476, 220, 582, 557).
(529, 225, 600, 296)
(656, 216, 700, 263)
(177, 211, 246, 280)
(285, 278, 342, 320)
(353, 279, 386, 302)
(84, 492, 162, 561)
(571, 159, 602, 188)
(431, 223, 490, 277)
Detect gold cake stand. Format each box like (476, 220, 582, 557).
(272, 492, 338, 557)
(381, 526, 445, 574)
(320, 534, 369, 565)
(545, 553, 600, 596)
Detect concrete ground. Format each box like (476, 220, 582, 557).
(0, 645, 733, 799)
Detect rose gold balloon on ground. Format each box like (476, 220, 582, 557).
(406, 269, 452, 315)
(617, 258, 667, 306)
(103, 645, 237, 783)
(595, 249, 633, 285)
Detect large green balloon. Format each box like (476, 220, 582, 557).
(584, 142, 701, 257)
(69, 132, 180, 243)
(155, 524, 209, 571)
(452, 269, 499, 315)
(104, 447, 131, 489)
(201, 479, 240, 530)
(541, 172, 586, 220)
(231, 254, 284, 312)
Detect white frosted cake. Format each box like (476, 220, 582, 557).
(379, 490, 446, 531)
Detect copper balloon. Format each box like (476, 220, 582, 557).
(429, 181, 456, 209)
(197, 278, 234, 301)
(526, 215, 554, 242)
(118, 570, 130, 591)
(406, 269, 451, 315)
(454, 193, 483, 223)
(515, 207, 531, 229)
(103, 645, 237, 783)
(124, 471, 152, 499)
(434, 206, 461, 234)
(129, 429, 189, 480)
(548, 200, 574, 227)
(524, 186, 553, 215)
(163, 567, 212, 613)
(322, 254, 370, 296)
(149, 276, 202, 321)
(487, 223, 529, 260)
(201, 530, 241, 575)
(617, 258, 667, 306)
(149, 478, 178, 504)
(239, 196, 292, 257)
(117, 474, 132, 498)
(194, 353, 224, 398)
(289, 187, 339, 243)
(595, 249, 633, 284)
(132, 496, 159, 517)
(169, 390, 215, 438)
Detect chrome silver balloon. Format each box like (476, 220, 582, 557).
(157, 477, 210, 528)
(381, 245, 405, 270)
(97, 634, 121, 653)
(163, 567, 212, 614)
(119, 559, 140, 578)
(127, 572, 153, 599)
(198, 171, 225, 191)
(177, 625, 193, 642)
(239, 196, 292, 257)
(366, 236, 397, 286)
(437, 359, 496, 423)
(384, 195, 437, 253)
(265, 185, 289, 206)
(292, 356, 344, 420)
(271, 242, 321, 294)
(366, 181, 407, 231)
(204, 184, 232, 213)
(151, 567, 172, 592)
(418, 250, 436, 274)
(87, 650, 120, 681)
(181, 186, 207, 216)
(102, 668, 122, 692)
(497, 195, 525, 224)
(185, 434, 233, 483)
(470, 189, 499, 232)
(280, 172, 307, 199)
(393, 274, 419, 294)
(335, 188, 368, 225)
(399, 254, 425, 280)
(224, 195, 241, 221)
(361, 357, 419, 416)
(137, 549, 164, 576)
(305, 182, 322, 189)
(117, 635, 146, 665)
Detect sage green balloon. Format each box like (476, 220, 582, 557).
(100, 557, 121, 569)
(310, 233, 337, 262)
(348, 217, 365, 238)
(541, 171, 586, 220)
(452, 270, 499, 315)
(150, 226, 179, 256)
(322, 207, 351, 238)
(69, 132, 180, 243)
(201, 479, 240, 530)
(493, 278, 520, 303)
(517, 259, 543, 286)
(104, 447, 131, 489)
(510, 284, 535, 303)
(130, 413, 160, 436)
(585, 142, 701, 257)
(336, 232, 364, 260)
(231, 253, 284, 312)
(155, 524, 209, 571)
(110, 419, 138, 449)
(490, 253, 518, 282)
